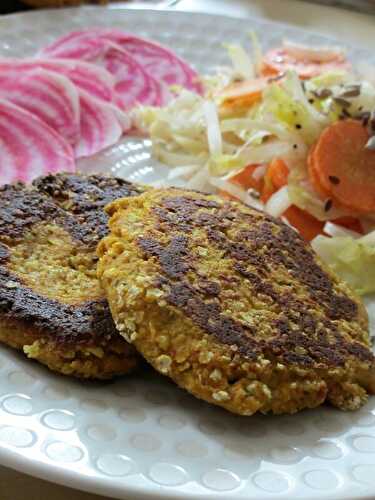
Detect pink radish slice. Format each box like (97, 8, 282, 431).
(0, 58, 116, 103)
(40, 30, 105, 61)
(101, 45, 170, 109)
(41, 38, 169, 108)
(40, 28, 203, 94)
(0, 98, 75, 185)
(75, 90, 122, 158)
(0, 69, 80, 146)
(106, 33, 203, 94)
(40, 35, 170, 108)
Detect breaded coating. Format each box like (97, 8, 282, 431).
(98, 188, 375, 415)
(0, 173, 145, 379)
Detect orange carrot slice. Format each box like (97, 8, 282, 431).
(219, 77, 269, 111)
(261, 158, 324, 240)
(307, 143, 332, 199)
(228, 164, 264, 192)
(261, 48, 351, 79)
(284, 206, 324, 241)
(309, 119, 375, 213)
(219, 158, 328, 241)
(266, 158, 289, 189)
(260, 158, 289, 202)
(333, 216, 363, 234)
(218, 164, 264, 201)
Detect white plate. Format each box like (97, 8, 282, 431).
(1, 6, 375, 500)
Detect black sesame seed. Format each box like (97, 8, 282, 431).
(293, 144, 298, 149)
(328, 176, 340, 185)
(313, 88, 332, 99)
(248, 188, 260, 199)
(295, 124, 302, 129)
(333, 97, 351, 108)
(339, 85, 361, 98)
(324, 199, 333, 212)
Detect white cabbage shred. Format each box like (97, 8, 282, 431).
(134, 39, 375, 294)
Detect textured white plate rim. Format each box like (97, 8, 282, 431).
(0, 6, 374, 500)
(2, 3, 370, 54)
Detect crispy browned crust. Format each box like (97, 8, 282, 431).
(33, 173, 144, 247)
(0, 317, 138, 380)
(98, 188, 375, 414)
(0, 173, 144, 379)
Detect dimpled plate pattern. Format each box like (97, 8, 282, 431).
(0, 6, 375, 500)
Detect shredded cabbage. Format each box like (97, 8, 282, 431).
(224, 44, 255, 80)
(203, 100, 222, 156)
(261, 71, 328, 145)
(133, 39, 375, 295)
(312, 232, 375, 295)
(134, 42, 375, 232)
(265, 186, 292, 217)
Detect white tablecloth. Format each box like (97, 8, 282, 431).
(2, 1, 373, 499)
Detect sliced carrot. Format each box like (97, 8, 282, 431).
(219, 77, 270, 114)
(307, 143, 331, 198)
(261, 48, 351, 79)
(220, 158, 326, 241)
(260, 158, 289, 202)
(333, 216, 363, 234)
(309, 119, 375, 214)
(284, 206, 324, 241)
(261, 158, 323, 240)
(218, 164, 264, 201)
(266, 158, 289, 189)
(260, 176, 275, 203)
(228, 164, 264, 192)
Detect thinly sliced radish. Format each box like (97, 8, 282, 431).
(0, 58, 116, 103)
(41, 38, 169, 108)
(40, 35, 170, 108)
(0, 68, 80, 146)
(102, 44, 170, 109)
(40, 28, 203, 94)
(39, 29, 104, 60)
(75, 91, 122, 158)
(0, 98, 75, 184)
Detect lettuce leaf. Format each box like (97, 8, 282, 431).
(312, 233, 375, 295)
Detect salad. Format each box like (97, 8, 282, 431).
(135, 38, 375, 296)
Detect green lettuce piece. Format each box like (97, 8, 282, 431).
(312, 235, 375, 295)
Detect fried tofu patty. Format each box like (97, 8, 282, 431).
(98, 188, 375, 414)
(0, 173, 145, 379)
